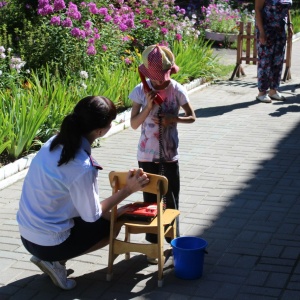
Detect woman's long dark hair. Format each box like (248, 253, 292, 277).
(50, 96, 117, 166)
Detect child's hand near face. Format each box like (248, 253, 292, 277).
(145, 90, 157, 111)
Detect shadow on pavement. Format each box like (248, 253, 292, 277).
(0, 255, 161, 299)
(195, 119, 300, 298)
(194, 100, 258, 118)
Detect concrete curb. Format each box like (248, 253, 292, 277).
(0, 77, 209, 190)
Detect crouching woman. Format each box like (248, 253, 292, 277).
(16, 96, 149, 290)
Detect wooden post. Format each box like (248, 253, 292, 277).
(230, 22, 245, 80)
(245, 22, 252, 64)
(283, 31, 292, 81)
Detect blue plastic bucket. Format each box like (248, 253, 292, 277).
(171, 236, 208, 280)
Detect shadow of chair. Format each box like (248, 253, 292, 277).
(106, 171, 180, 287)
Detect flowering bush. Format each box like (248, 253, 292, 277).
(202, 2, 240, 33)
(200, 1, 254, 34)
(0, 46, 29, 89)
(0, 0, 201, 77)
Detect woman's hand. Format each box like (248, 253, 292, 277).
(125, 168, 149, 194)
(100, 169, 149, 215)
(259, 31, 266, 45)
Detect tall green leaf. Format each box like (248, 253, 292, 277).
(4, 91, 50, 158)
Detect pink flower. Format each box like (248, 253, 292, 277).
(102, 44, 108, 52)
(98, 7, 108, 15)
(88, 38, 95, 44)
(70, 27, 81, 38)
(87, 45, 96, 55)
(175, 33, 182, 41)
(125, 18, 134, 28)
(85, 28, 93, 36)
(161, 27, 168, 35)
(145, 8, 153, 16)
(158, 21, 166, 26)
(88, 2, 98, 14)
(38, 5, 54, 16)
(67, 3, 81, 20)
(80, 30, 86, 38)
(119, 23, 128, 32)
(53, 0, 65, 11)
(140, 19, 151, 28)
(113, 15, 122, 24)
(104, 15, 113, 22)
(61, 17, 72, 27)
(124, 57, 132, 65)
(50, 16, 61, 25)
(84, 20, 92, 29)
(38, 0, 49, 8)
(70, 28, 85, 39)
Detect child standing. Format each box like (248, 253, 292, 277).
(129, 45, 196, 251)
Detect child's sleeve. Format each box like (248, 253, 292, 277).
(129, 83, 145, 105)
(176, 82, 190, 106)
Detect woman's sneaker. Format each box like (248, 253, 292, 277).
(30, 256, 76, 290)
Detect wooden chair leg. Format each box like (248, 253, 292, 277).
(157, 234, 164, 287)
(230, 64, 240, 80)
(172, 221, 177, 240)
(125, 226, 130, 260)
(107, 243, 114, 281)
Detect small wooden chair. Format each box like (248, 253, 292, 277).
(106, 171, 180, 287)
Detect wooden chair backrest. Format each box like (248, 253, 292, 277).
(109, 171, 168, 196)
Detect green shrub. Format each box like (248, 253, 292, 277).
(291, 9, 300, 33)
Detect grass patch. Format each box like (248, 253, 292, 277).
(214, 64, 236, 80)
(292, 9, 300, 33)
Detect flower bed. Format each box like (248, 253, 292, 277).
(189, 1, 255, 36)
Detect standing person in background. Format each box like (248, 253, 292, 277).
(255, 0, 293, 103)
(129, 45, 196, 263)
(17, 96, 149, 290)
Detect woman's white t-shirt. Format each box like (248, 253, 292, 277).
(16, 136, 102, 246)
